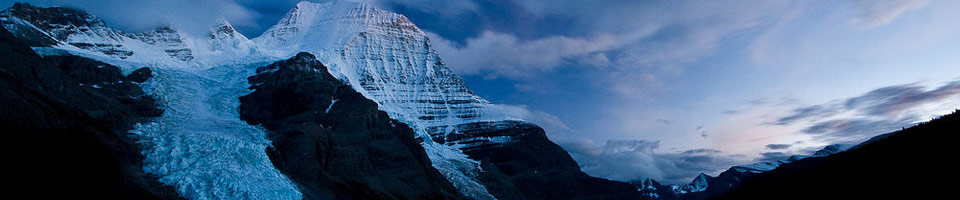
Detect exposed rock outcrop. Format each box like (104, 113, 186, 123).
(448, 121, 642, 200)
(239, 52, 465, 200)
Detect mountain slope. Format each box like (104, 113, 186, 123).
(253, 2, 641, 199)
(254, 3, 499, 197)
(713, 111, 959, 199)
(1, 25, 178, 199)
(238, 52, 466, 200)
(2, 1, 641, 199)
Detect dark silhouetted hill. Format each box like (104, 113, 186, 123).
(713, 110, 959, 200)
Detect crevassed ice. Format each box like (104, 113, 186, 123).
(131, 64, 303, 200)
(2, 9, 302, 199)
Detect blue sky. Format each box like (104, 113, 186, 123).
(5, 0, 959, 184)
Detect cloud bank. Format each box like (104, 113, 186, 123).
(562, 139, 742, 184)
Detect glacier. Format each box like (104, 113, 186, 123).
(2, 5, 303, 199)
(131, 65, 303, 200)
(0, 1, 534, 199)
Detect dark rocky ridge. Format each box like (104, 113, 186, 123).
(239, 52, 466, 200)
(448, 121, 642, 200)
(1, 26, 178, 199)
(712, 111, 959, 200)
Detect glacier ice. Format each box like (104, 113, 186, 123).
(130, 65, 303, 200)
(2, 11, 304, 199)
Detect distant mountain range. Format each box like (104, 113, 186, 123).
(634, 110, 958, 200)
(632, 144, 853, 200)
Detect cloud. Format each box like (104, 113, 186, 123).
(779, 80, 960, 126)
(845, 81, 960, 116)
(429, 31, 632, 79)
(775, 79, 960, 143)
(4, 0, 260, 35)
(765, 144, 792, 150)
(423, 0, 795, 98)
(776, 105, 840, 125)
(372, 0, 478, 17)
(656, 119, 672, 125)
(801, 117, 919, 143)
(487, 104, 574, 137)
(848, 0, 927, 28)
(683, 148, 723, 154)
(562, 139, 743, 184)
(755, 152, 791, 162)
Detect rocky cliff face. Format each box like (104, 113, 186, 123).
(453, 121, 642, 200)
(1, 25, 176, 199)
(238, 52, 465, 200)
(127, 26, 194, 61)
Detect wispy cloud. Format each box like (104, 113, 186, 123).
(422, 0, 796, 97)
(429, 31, 636, 79)
(765, 144, 792, 150)
(848, 0, 927, 28)
(845, 80, 960, 116)
(755, 152, 791, 163)
(776, 79, 960, 143)
(776, 105, 840, 125)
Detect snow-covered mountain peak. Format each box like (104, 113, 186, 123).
(253, 2, 504, 199)
(254, 0, 509, 133)
(210, 20, 239, 38)
(2, 3, 115, 39)
(734, 144, 853, 173)
(197, 20, 265, 65)
(254, 0, 422, 56)
(1, 3, 273, 69)
(1, 3, 132, 58)
(127, 26, 194, 61)
(691, 173, 710, 190)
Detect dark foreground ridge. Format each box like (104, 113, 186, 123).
(239, 52, 466, 200)
(1, 26, 178, 199)
(712, 110, 960, 200)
